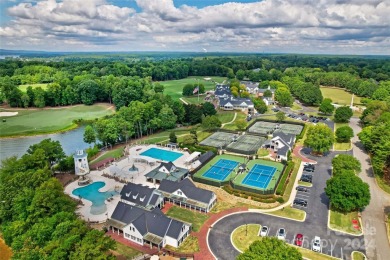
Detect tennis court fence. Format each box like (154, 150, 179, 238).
(192, 175, 229, 187)
(230, 181, 275, 195)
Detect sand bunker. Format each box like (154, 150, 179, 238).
(0, 112, 19, 117)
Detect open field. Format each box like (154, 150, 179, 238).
(231, 224, 261, 252)
(329, 210, 362, 235)
(320, 87, 362, 106)
(0, 104, 114, 137)
(18, 83, 48, 92)
(223, 112, 247, 130)
(165, 206, 209, 232)
(160, 76, 226, 100)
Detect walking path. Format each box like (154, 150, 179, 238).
(193, 206, 248, 260)
(179, 97, 189, 105)
(221, 112, 237, 128)
(293, 145, 317, 163)
(350, 118, 390, 260)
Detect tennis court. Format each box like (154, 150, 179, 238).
(226, 134, 265, 155)
(202, 159, 239, 181)
(248, 121, 277, 135)
(199, 132, 236, 148)
(241, 164, 277, 189)
(277, 123, 303, 135)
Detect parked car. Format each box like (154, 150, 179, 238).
(303, 167, 315, 173)
(260, 226, 269, 237)
(300, 177, 312, 183)
(304, 164, 315, 169)
(293, 199, 308, 207)
(277, 228, 286, 240)
(302, 174, 313, 179)
(294, 234, 304, 247)
(312, 236, 321, 252)
(296, 186, 308, 192)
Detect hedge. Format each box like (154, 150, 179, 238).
(275, 161, 295, 196)
(222, 184, 277, 203)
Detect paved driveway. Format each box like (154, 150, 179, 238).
(208, 151, 365, 260)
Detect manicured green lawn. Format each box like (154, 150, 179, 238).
(0, 104, 114, 137)
(231, 224, 261, 252)
(320, 87, 362, 106)
(165, 206, 209, 232)
(160, 76, 226, 100)
(291, 102, 302, 111)
(375, 175, 390, 195)
(297, 246, 339, 260)
(351, 251, 366, 260)
(166, 235, 199, 253)
(298, 181, 313, 187)
(218, 111, 236, 124)
(182, 96, 207, 104)
(329, 210, 362, 235)
(257, 148, 269, 157)
(113, 242, 142, 259)
(18, 83, 48, 92)
(90, 147, 124, 164)
(266, 206, 305, 221)
(223, 112, 247, 130)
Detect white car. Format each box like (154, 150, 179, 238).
(277, 228, 286, 240)
(312, 236, 321, 252)
(260, 226, 269, 237)
(303, 162, 314, 166)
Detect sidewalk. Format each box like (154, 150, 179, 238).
(293, 145, 317, 164)
(193, 206, 248, 260)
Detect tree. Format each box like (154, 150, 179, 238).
(235, 118, 247, 130)
(182, 83, 194, 96)
(275, 87, 293, 107)
(77, 80, 100, 105)
(252, 98, 267, 114)
(335, 126, 354, 143)
(319, 98, 335, 115)
(325, 171, 370, 212)
(190, 130, 198, 144)
(154, 83, 164, 93)
(304, 123, 334, 154)
(334, 106, 353, 123)
(276, 111, 285, 122)
(263, 89, 272, 98)
(202, 115, 222, 130)
(83, 125, 96, 145)
(184, 104, 203, 125)
(332, 154, 361, 175)
(202, 102, 217, 116)
(70, 229, 115, 260)
(27, 138, 65, 165)
(158, 105, 177, 129)
(236, 69, 245, 80)
(237, 238, 302, 260)
(182, 135, 196, 145)
(169, 132, 177, 143)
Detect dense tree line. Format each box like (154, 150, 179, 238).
(0, 139, 115, 259)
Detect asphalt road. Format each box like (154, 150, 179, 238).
(208, 150, 365, 260)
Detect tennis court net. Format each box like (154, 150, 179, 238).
(212, 164, 236, 172)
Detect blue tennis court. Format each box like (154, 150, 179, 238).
(202, 159, 239, 181)
(242, 164, 277, 189)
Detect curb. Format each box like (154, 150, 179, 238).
(256, 210, 307, 222)
(327, 209, 363, 237)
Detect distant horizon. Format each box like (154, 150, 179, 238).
(1, 49, 389, 57)
(1, 0, 389, 55)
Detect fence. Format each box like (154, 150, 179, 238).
(230, 181, 275, 195)
(192, 175, 230, 187)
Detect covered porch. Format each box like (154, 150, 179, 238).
(143, 232, 163, 250)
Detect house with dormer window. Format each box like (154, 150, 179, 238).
(120, 183, 164, 210)
(263, 131, 296, 161)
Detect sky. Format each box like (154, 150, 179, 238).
(0, 0, 389, 54)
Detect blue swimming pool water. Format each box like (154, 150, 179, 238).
(242, 164, 277, 189)
(72, 181, 118, 215)
(140, 147, 183, 162)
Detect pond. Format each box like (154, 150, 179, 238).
(0, 126, 90, 163)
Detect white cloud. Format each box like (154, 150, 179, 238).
(0, 0, 389, 54)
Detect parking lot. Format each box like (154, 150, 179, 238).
(208, 150, 364, 260)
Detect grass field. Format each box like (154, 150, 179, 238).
(0, 104, 114, 137)
(18, 83, 48, 92)
(329, 210, 362, 235)
(182, 95, 207, 104)
(113, 242, 142, 259)
(223, 112, 247, 130)
(160, 76, 226, 100)
(165, 206, 209, 232)
(90, 147, 124, 164)
(218, 111, 236, 124)
(231, 224, 261, 252)
(166, 235, 199, 253)
(320, 87, 362, 106)
(265, 206, 306, 221)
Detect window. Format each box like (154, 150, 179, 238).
(131, 235, 136, 240)
(125, 233, 130, 238)
(177, 191, 182, 196)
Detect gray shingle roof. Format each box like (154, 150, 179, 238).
(160, 161, 175, 171)
(120, 183, 156, 207)
(159, 178, 215, 204)
(110, 202, 187, 239)
(273, 132, 295, 147)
